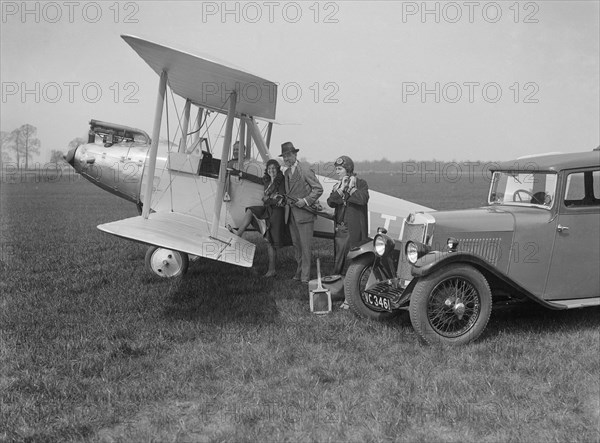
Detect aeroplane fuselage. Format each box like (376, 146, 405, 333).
(66, 134, 431, 241)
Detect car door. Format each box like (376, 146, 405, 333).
(545, 168, 600, 300)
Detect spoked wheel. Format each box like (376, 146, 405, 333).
(409, 264, 492, 345)
(144, 246, 189, 278)
(344, 255, 399, 320)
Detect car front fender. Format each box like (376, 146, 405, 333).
(347, 240, 376, 262)
(409, 251, 565, 310)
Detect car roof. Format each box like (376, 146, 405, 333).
(493, 151, 600, 172)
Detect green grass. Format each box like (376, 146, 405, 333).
(1, 178, 599, 442)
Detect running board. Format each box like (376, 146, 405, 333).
(544, 298, 600, 309)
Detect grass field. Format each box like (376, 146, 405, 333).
(1, 174, 599, 442)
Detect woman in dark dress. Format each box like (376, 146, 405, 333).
(233, 159, 291, 277)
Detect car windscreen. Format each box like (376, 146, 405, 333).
(488, 171, 557, 209)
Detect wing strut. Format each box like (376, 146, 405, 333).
(178, 98, 192, 152)
(266, 122, 273, 148)
(142, 70, 168, 219)
(245, 116, 271, 162)
(237, 117, 246, 170)
(210, 91, 237, 237)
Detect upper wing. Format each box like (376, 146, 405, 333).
(98, 212, 255, 267)
(121, 34, 277, 120)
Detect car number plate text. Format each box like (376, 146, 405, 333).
(365, 293, 392, 312)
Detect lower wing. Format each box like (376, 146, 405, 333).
(97, 212, 255, 267)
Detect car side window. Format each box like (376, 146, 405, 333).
(564, 170, 600, 207)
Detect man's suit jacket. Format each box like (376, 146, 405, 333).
(285, 162, 323, 224)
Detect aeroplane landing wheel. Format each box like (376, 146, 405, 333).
(144, 246, 189, 278)
(409, 264, 492, 346)
(344, 255, 400, 320)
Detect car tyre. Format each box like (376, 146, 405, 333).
(144, 246, 189, 278)
(409, 264, 492, 345)
(344, 255, 400, 320)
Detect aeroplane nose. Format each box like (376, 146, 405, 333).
(64, 147, 77, 167)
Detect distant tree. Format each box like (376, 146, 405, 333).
(1, 151, 10, 165)
(50, 150, 65, 164)
(1, 131, 12, 165)
(6, 124, 41, 169)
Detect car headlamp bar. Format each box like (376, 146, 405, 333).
(374, 234, 394, 257)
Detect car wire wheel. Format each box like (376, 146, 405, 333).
(410, 264, 492, 345)
(427, 277, 481, 337)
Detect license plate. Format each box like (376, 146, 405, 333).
(364, 292, 393, 312)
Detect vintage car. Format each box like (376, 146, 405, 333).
(344, 150, 600, 345)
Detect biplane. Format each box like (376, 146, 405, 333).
(65, 35, 431, 278)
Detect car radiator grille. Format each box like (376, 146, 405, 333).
(397, 223, 427, 283)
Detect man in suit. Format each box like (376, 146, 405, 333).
(280, 142, 323, 283)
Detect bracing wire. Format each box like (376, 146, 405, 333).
(168, 87, 184, 145)
(149, 82, 180, 213)
(148, 91, 239, 234)
(186, 110, 209, 153)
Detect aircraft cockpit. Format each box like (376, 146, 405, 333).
(88, 119, 151, 147)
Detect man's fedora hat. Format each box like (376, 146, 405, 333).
(279, 141, 299, 157)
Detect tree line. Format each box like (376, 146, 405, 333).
(303, 158, 497, 175)
(2, 123, 493, 174)
(1, 124, 42, 169)
(1, 123, 86, 169)
(9, 122, 592, 174)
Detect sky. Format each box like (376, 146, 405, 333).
(1, 0, 599, 163)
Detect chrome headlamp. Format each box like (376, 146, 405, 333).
(405, 241, 430, 264)
(374, 234, 394, 257)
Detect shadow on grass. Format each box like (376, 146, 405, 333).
(151, 238, 337, 326)
(483, 302, 600, 341)
(158, 260, 281, 325)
